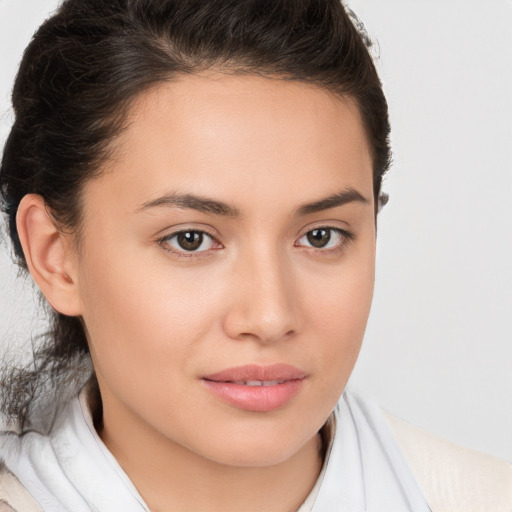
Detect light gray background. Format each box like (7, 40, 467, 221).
(1, 0, 511, 461)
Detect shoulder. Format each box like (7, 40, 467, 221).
(383, 411, 512, 512)
(0, 459, 43, 512)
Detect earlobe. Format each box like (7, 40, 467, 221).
(16, 194, 82, 316)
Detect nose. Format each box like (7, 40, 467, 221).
(223, 249, 300, 344)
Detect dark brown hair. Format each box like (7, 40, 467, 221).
(0, 0, 390, 430)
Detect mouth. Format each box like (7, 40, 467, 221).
(201, 364, 307, 412)
(226, 380, 288, 386)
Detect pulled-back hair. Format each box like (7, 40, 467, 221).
(0, 0, 390, 430)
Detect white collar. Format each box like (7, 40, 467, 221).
(2, 388, 430, 511)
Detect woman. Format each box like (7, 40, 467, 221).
(0, 1, 510, 511)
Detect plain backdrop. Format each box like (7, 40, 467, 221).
(0, 0, 511, 461)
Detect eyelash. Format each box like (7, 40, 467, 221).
(295, 227, 354, 255)
(157, 229, 222, 259)
(157, 226, 354, 259)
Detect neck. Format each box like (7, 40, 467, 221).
(96, 391, 324, 512)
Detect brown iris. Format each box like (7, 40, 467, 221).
(306, 229, 331, 248)
(176, 231, 204, 251)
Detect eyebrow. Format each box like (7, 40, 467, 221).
(136, 187, 368, 217)
(137, 193, 240, 216)
(295, 188, 369, 215)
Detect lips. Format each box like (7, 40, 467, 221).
(201, 364, 306, 412)
(232, 380, 285, 386)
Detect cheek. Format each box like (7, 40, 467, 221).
(307, 236, 374, 326)
(303, 240, 375, 383)
(76, 243, 227, 385)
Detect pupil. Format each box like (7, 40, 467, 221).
(177, 231, 203, 251)
(307, 229, 330, 248)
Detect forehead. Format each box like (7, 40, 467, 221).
(91, 73, 373, 214)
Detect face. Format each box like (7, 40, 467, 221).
(74, 74, 376, 467)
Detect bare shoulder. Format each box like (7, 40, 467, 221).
(383, 411, 512, 512)
(0, 460, 43, 512)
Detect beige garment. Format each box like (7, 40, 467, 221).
(0, 464, 42, 512)
(384, 412, 512, 512)
(0, 460, 43, 512)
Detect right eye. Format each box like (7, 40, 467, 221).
(160, 230, 220, 254)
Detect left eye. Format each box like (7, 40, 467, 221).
(163, 230, 217, 253)
(296, 228, 346, 249)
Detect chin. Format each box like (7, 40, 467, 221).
(206, 439, 310, 468)
(187, 416, 321, 468)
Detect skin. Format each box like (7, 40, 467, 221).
(17, 74, 376, 511)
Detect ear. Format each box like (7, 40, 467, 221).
(16, 194, 82, 316)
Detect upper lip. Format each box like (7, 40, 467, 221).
(203, 364, 307, 383)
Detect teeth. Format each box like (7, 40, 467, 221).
(236, 380, 282, 386)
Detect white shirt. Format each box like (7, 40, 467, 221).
(1, 389, 510, 511)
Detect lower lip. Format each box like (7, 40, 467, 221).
(201, 379, 305, 412)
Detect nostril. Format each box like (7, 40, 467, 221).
(223, 306, 299, 344)
(222, 260, 300, 343)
